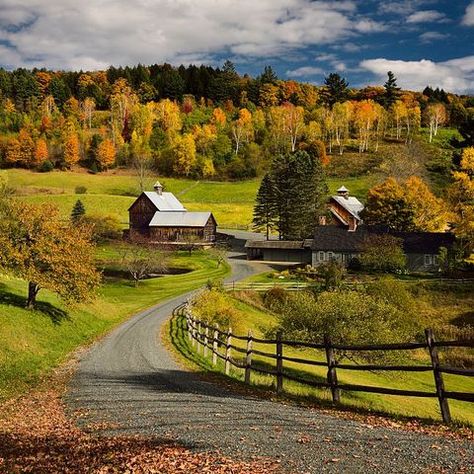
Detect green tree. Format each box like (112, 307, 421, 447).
(253, 173, 277, 239)
(382, 71, 400, 108)
(71, 199, 86, 223)
(321, 73, 349, 107)
(359, 234, 406, 273)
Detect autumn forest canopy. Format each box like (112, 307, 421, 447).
(0, 61, 473, 180)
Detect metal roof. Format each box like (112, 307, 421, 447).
(144, 191, 186, 212)
(331, 195, 364, 221)
(149, 211, 212, 227)
(245, 240, 313, 249)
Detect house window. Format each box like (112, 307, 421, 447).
(424, 254, 433, 266)
(327, 251, 334, 260)
(433, 255, 439, 266)
(318, 251, 325, 262)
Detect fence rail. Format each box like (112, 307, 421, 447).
(178, 303, 474, 424)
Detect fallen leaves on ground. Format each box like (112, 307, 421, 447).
(0, 364, 279, 474)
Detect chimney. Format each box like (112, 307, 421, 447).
(153, 181, 163, 195)
(319, 216, 327, 226)
(337, 185, 349, 199)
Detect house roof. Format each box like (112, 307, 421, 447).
(311, 225, 455, 254)
(245, 240, 313, 250)
(143, 191, 186, 212)
(149, 211, 213, 227)
(330, 195, 364, 221)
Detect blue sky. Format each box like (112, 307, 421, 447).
(0, 0, 473, 93)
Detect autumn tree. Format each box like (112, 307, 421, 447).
(96, 138, 116, 169)
(121, 243, 168, 286)
(33, 138, 49, 166)
(362, 176, 446, 231)
(63, 129, 80, 167)
(172, 133, 196, 176)
(0, 200, 100, 308)
(332, 101, 352, 155)
(425, 103, 447, 142)
(231, 108, 253, 155)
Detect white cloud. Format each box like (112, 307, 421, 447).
(419, 31, 449, 42)
(286, 66, 324, 78)
(462, 2, 474, 26)
(360, 56, 474, 93)
(406, 10, 447, 23)
(0, 0, 387, 70)
(377, 1, 437, 16)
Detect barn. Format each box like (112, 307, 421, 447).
(128, 181, 217, 244)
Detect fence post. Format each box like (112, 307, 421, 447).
(197, 321, 202, 354)
(225, 327, 232, 375)
(212, 324, 219, 366)
(276, 331, 283, 394)
(204, 326, 209, 358)
(191, 316, 196, 348)
(245, 330, 253, 384)
(425, 328, 451, 424)
(187, 311, 192, 341)
(324, 335, 340, 403)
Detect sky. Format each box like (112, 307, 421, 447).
(0, 0, 473, 93)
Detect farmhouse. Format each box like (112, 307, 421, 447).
(246, 185, 455, 272)
(128, 181, 217, 244)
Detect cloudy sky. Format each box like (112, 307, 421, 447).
(0, 0, 473, 93)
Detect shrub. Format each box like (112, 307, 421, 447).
(263, 287, 288, 311)
(360, 234, 406, 273)
(191, 289, 239, 329)
(276, 289, 419, 362)
(82, 213, 122, 242)
(75, 185, 87, 194)
(39, 160, 54, 172)
(316, 260, 346, 290)
(365, 277, 416, 314)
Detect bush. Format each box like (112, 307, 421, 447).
(263, 287, 288, 311)
(39, 160, 54, 172)
(360, 234, 406, 273)
(276, 289, 419, 362)
(75, 186, 87, 194)
(82, 213, 122, 242)
(191, 289, 239, 329)
(316, 260, 346, 290)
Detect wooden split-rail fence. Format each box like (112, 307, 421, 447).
(180, 304, 474, 424)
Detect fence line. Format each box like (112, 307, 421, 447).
(176, 303, 474, 424)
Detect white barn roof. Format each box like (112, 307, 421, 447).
(149, 211, 212, 227)
(143, 191, 186, 212)
(331, 195, 364, 220)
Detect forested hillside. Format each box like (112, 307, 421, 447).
(0, 62, 472, 182)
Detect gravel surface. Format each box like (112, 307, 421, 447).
(66, 251, 473, 473)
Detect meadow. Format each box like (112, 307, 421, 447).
(0, 246, 229, 401)
(6, 169, 375, 229)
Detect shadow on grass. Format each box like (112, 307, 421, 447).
(0, 283, 69, 325)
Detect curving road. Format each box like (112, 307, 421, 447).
(66, 243, 473, 473)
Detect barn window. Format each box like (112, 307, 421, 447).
(318, 251, 325, 261)
(424, 254, 433, 266)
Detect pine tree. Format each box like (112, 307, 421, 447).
(321, 73, 349, 107)
(253, 173, 277, 239)
(383, 71, 400, 108)
(71, 199, 86, 224)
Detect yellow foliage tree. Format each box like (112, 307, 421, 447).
(63, 131, 80, 167)
(97, 138, 116, 169)
(34, 138, 49, 166)
(0, 200, 100, 308)
(172, 133, 196, 176)
(154, 99, 182, 136)
(212, 107, 227, 127)
(5, 138, 21, 165)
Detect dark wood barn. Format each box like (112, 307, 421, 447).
(128, 181, 217, 244)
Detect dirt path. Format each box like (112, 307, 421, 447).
(66, 253, 473, 473)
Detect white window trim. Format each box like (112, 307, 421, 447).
(318, 251, 325, 262)
(424, 254, 433, 266)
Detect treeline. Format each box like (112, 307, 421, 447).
(0, 62, 473, 179)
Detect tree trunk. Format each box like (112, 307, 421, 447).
(27, 282, 40, 309)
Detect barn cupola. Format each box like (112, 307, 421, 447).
(337, 185, 349, 199)
(153, 181, 163, 195)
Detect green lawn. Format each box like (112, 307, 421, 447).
(0, 247, 229, 401)
(171, 293, 474, 426)
(6, 170, 373, 229)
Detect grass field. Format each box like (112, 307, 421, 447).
(6, 169, 375, 229)
(170, 290, 474, 426)
(0, 247, 229, 401)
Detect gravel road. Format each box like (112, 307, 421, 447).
(66, 245, 473, 473)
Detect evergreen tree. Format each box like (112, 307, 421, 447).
(258, 66, 278, 84)
(264, 150, 328, 240)
(253, 173, 277, 239)
(71, 199, 86, 223)
(383, 71, 400, 108)
(321, 73, 349, 107)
